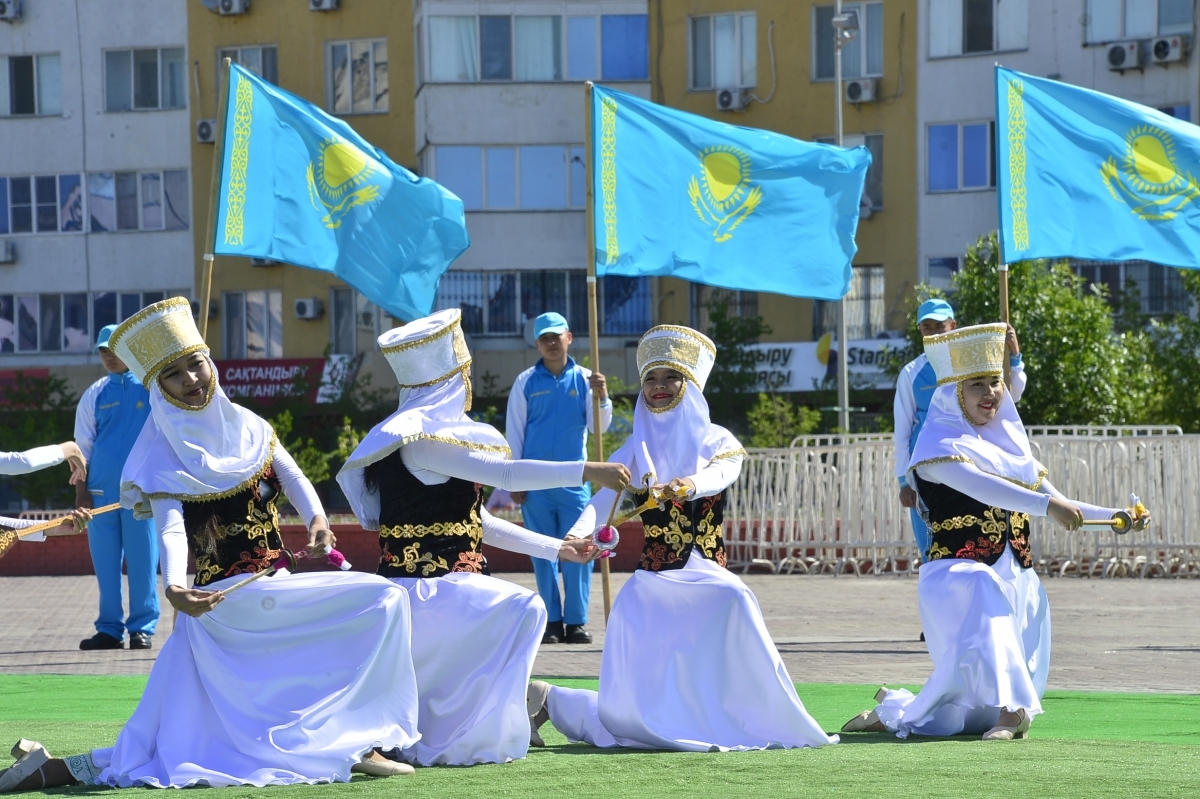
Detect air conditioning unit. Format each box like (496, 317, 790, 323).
(250, 257, 277, 267)
(295, 298, 324, 320)
(716, 87, 747, 112)
(845, 78, 876, 104)
(1151, 36, 1185, 65)
(1107, 41, 1142, 71)
(196, 119, 217, 144)
(0, 240, 15, 264)
(0, 0, 21, 22)
(310, 0, 339, 9)
(218, 0, 249, 15)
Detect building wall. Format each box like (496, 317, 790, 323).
(0, 0, 192, 397)
(916, 0, 1200, 284)
(653, 0, 920, 341)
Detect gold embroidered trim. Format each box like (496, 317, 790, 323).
(158, 365, 218, 412)
(922, 323, 1007, 347)
(930, 513, 1003, 534)
(643, 325, 717, 355)
(600, 95, 618, 264)
(380, 518, 483, 540)
(224, 72, 252, 246)
(381, 316, 462, 354)
(108, 297, 193, 351)
(397, 360, 472, 389)
(907, 456, 972, 473)
(710, 447, 747, 461)
(646, 380, 688, 414)
(939, 368, 1004, 388)
(144, 434, 278, 504)
(342, 432, 511, 473)
(1006, 77, 1028, 251)
(908, 457, 1048, 492)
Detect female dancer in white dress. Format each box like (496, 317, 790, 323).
(336, 309, 628, 767)
(531, 325, 838, 752)
(841, 324, 1149, 741)
(1, 298, 419, 791)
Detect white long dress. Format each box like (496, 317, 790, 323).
(547, 457, 838, 752)
(875, 460, 1117, 738)
(91, 448, 421, 787)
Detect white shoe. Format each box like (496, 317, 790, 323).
(982, 708, 1031, 741)
(351, 754, 414, 777)
(0, 742, 50, 792)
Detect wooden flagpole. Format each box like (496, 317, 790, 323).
(998, 260, 1011, 385)
(199, 58, 232, 343)
(584, 81, 613, 625)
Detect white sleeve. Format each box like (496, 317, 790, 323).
(400, 438, 585, 490)
(919, 460, 1051, 516)
(272, 445, 326, 526)
(150, 497, 189, 589)
(0, 445, 65, 476)
(481, 507, 561, 561)
(505, 371, 530, 461)
(1, 514, 45, 541)
(893, 364, 917, 480)
(581, 367, 613, 435)
(565, 489, 609, 539)
(1038, 478, 1119, 523)
(686, 454, 743, 498)
(74, 380, 103, 462)
(1009, 358, 1028, 404)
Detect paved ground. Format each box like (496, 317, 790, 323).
(1, 573, 1196, 692)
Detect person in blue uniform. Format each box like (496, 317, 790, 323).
(506, 313, 612, 645)
(894, 300, 1026, 559)
(73, 324, 159, 651)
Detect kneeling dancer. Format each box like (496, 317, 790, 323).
(842, 323, 1149, 741)
(337, 309, 629, 766)
(531, 325, 837, 752)
(1, 298, 418, 791)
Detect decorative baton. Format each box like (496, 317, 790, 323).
(1082, 494, 1150, 535)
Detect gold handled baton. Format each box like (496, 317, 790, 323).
(0, 502, 122, 560)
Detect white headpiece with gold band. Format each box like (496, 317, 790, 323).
(116, 298, 276, 518)
(338, 309, 510, 530)
(637, 325, 717, 391)
(922, 322, 1007, 386)
(108, 296, 209, 387)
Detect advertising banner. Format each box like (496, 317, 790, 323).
(214, 356, 353, 403)
(747, 334, 898, 392)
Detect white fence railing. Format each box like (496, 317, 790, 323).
(724, 434, 1200, 579)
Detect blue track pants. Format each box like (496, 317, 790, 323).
(86, 506, 159, 639)
(521, 488, 592, 626)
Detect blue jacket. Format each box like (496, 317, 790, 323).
(74, 371, 152, 502)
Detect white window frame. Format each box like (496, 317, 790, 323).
(326, 38, 389, 115)
(688, 12, 757, 90)
(102, 47, 187, 112)
(430, 145, 586, 212)
(86, 169, 190, 233)
(217, 44, 278, 85)
(0, 173, 86, 236)
(223, 289, 284, 360)
(0, 53, 62, 117)
(925, 121, 995, 194)
(0, 290, 186, 356)
(1084, 0, 1195, 44)
(812, 2, 884, 81)
(929, 0, 1029, 58)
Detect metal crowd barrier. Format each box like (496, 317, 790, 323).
(724, 433, 1200, 579)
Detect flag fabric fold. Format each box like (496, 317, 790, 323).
(591, 85, 870, 301)
(213, 64, 469, 323)
(996, 66, 1200, 268)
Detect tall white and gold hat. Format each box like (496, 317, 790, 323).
(379, 308, 471, 388)
(108, 297, 209, 387)
(636, 325, 717, 390)
(923, 322, 1007, 385)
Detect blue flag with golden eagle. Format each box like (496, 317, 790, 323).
(997, 66, 1200, 267)
(591, 85, 870, 301)
(213, 64, 468, 322)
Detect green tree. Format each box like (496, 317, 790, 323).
(1147, 270, 1200, 432)
(0, 372, 79, 508)
(746, 393, 821, 448)
(703, 295, 770, 431)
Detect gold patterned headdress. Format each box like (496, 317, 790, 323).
(923, 323, 1007, 385)
(380, 309, 471, 389)
(108, 297, 209, 387)
(636, 325, 717, 390)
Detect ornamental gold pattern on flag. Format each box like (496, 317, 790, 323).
(687, 146, 762, 243)
(223, 75, 253, 246)
(306, 138, 385, 229)
(1100, 125, 1200, 221)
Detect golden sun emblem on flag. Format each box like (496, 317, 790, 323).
(687, 146, 763, 242)
(307, 138, 384, 229)
(1100, 125, 1200, 221)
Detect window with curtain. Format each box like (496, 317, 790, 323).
(0, 54, 62, 116)
(813, 3, 884, 80)
(86, 170, 189, 231)
(328, 39, 388, 114)
(225, 290, 283, 359)
(515, 16, 562, 81)
(104, 48, 185, 112)
(929, 0, 1030, 56)
(1085, 0, 1193, 42)
(689, 13, 756, 90)
(428, 16, 479, 81)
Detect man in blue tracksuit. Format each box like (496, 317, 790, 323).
(506, 313, 612, 645)
(73, 324, 159, 651)
(894, 299, 1027, 559)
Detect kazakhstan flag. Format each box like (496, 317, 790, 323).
(591, 85, 870, 301)
(214, 64, 469, 322)
(997, 66, 1200, 267)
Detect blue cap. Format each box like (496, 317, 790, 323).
(916, 299, 955, 324)
(533, 312, 570, 339)
(94, 324, 119, 352)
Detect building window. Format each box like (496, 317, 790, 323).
(0, 290, 183, 355)
(814, 3, 883, 80)
(817, 134, 884, 209)
(813, 265, 886, 340)
(1159, 104, 1191, 121)
(435, 271, 649, 337)
(0, 54, 61, 116)
(0, 174, 85, 235)
(218, 45, 278, 85)
(689, 13, 756, 90)
(689, 285, 759, 332)
(224, 290, 283, 359)
(426, 14, 647, 83)
(1071, 260, 1193, 317)
(927, 257, 960, 290)
(87, 170, 188, 232)
(431, 145, 586, 212)
(104, 48, 186, 112)
(929, 0, 1028, 57)
(1085, 0, 1193, 43)
(329, 287, 387, 356)
(328, 39, 388, 115)
(927, 122, 995, 193)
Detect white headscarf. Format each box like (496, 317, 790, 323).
(907, 379, 1046, 490)
(120, 355, 276, 519)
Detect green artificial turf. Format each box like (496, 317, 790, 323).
(1, 675, 1198, 798)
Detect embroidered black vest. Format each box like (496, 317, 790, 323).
(374, 449, 487, 578)
(914, 474, 1032, 568)
(636, 490, 728, 571)
(184, 468, 284, 587)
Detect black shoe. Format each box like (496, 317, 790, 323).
(541, 620, 565, 645)
(129, 632, 153, 650)
(919, 632, 926, 643)
(564, 625, 592, 645)
(79, 632, 123, 650)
